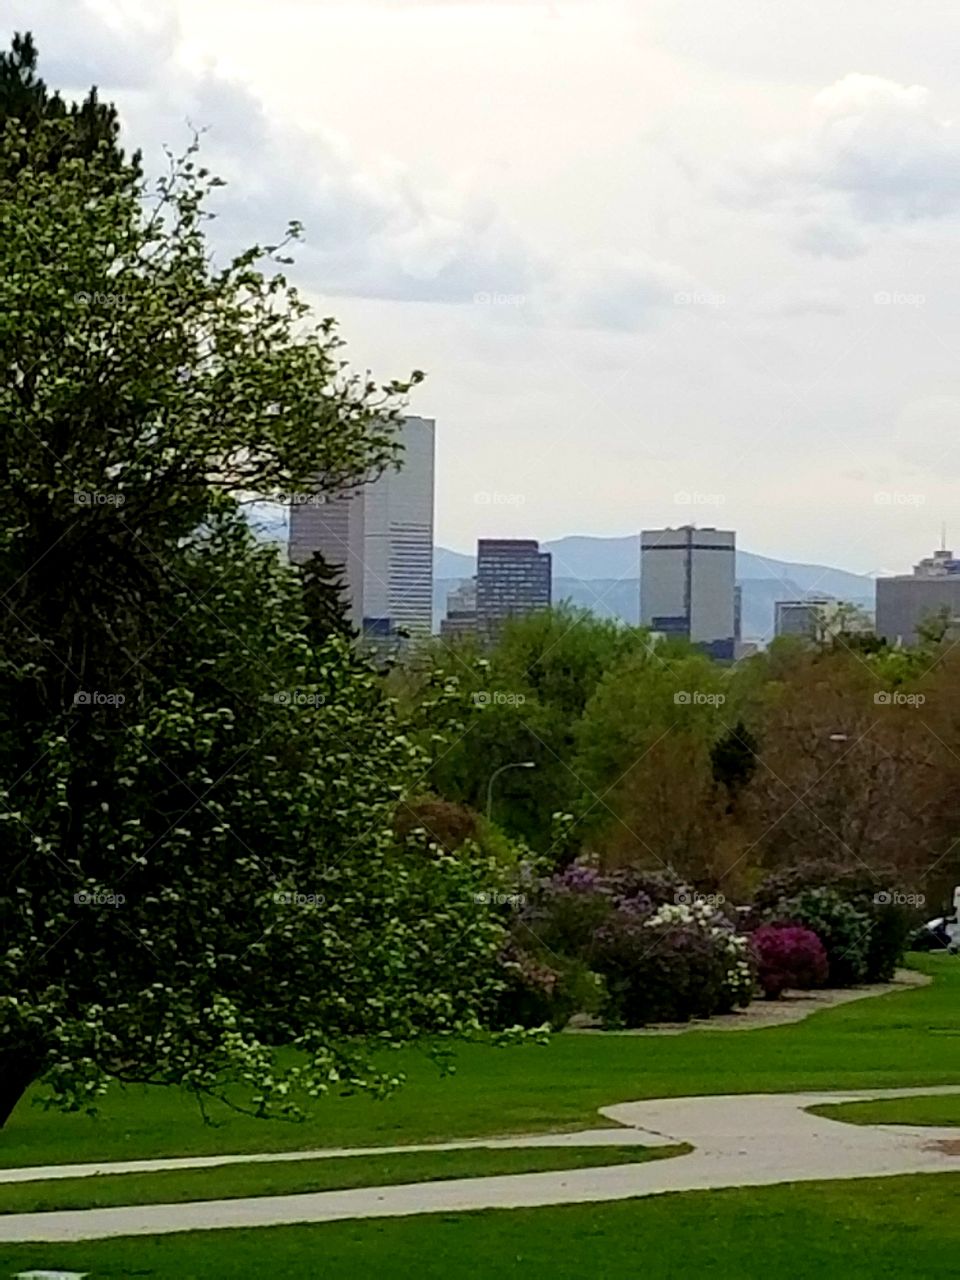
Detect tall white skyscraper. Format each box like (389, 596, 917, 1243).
(640, 526, 736, 659)
(288, 415, 435, 638)
(362, 416, 435, 636)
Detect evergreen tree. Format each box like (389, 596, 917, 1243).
(0, 31, 138, 176)
(300, 550, 356, 642)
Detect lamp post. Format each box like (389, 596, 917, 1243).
(486, 761, 536, 822)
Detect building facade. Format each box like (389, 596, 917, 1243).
(774, 597, 837, 639)
(476, 539, 551, 636)
(288, 415, 435, 639)
(288, 489, 365, 628)
(640, 526, 736, 659)
(876, 547, 960, 646)
(362, 416, 435, 637)
(439, 578, 478, 641)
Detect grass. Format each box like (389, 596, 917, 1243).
(3, 955, 957, 1170)
(811, 1093, 960, 1127)
(3, 955, 958, 1169)
(1, 1171, 957, 1278)
(0, 1142, 687, 1215)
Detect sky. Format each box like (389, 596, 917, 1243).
(11, 0, 960, 572)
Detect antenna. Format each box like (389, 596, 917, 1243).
(942, 522, 948, 553)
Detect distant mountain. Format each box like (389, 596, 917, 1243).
(255, 516, 874, 640)
(434, 536, 875, 640)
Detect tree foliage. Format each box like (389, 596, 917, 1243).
(0, 99, 517, 1126)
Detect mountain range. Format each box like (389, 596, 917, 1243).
(435, 536, 875, 640)
(248, 509, 876, 641)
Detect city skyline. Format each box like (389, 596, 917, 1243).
(18, 0, 960, 575)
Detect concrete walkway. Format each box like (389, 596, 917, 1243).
(2, 1085, 959, 1243)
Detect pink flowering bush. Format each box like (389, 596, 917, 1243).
(752, 924, 829, 999)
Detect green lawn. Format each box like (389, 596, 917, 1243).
(2, 956, 958, 1169)
(0, 1143, 687, 1215)
(1, 1172, 957, 1278)
(811, 1092, 960, 1127)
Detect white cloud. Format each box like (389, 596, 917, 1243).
(738, 74, 960, 255)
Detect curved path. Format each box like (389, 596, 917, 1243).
(2, 1085, 959, 1243)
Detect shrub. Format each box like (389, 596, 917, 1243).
(594, 900, 753, 1027)
(520, 864, 620, 959)
(770, 887, 871, 986)
(493, 944, 603, 1031)
(752, 861, 916, 981)
(751, 924, 829, 999)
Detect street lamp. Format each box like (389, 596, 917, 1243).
(486, 761, 536, 821)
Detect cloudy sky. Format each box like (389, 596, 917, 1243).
(12, 0, 960, 572)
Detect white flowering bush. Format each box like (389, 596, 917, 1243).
(594, 892, 755, 1027)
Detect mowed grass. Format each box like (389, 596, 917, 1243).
(1, 1172, 958, 1279)
(0, 1143, 687, 1215)
(811, 1092, 960, 1127)
(2, 956, 958, 1168)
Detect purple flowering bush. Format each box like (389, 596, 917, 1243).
(751, 924, 829, 999)
(499, 861, 754, 1028)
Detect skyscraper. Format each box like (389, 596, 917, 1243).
(876, 546, 960, 646)
(640, 526, 736, 659)
(287, 489, 365, 628)
(288, 415, 435, 638)
(476, 539, 551, 637)
(362, 416, 435, 637)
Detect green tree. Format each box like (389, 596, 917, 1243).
(406, 608, 650, 850)
(0, 117, 512, 1126)
(299, 549, 356, 643)
(0, 31, 137, 177)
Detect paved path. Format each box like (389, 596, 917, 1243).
(2, 1086, 959, 1243)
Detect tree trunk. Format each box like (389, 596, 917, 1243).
(0, 1055, 39, 1128)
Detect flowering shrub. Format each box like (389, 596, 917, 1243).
(496, 861, 754, 1028)
(493, 943, 603, 1031)
(594, 899, 753, 1027)
(752, 862, 915, 981)
(751, 924, 829, 999)
(770, 887, 871, 986)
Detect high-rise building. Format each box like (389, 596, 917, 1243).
(640, 526, 736, 659)
(876, 547, 960, 646)
(440, 578, 478, 641)
(775, 597, 837, 639)
(288, 489, 365, 628)
(362, 416, 435, 637)
(476, 539, 551, 636)
(288, 415, 435, 638)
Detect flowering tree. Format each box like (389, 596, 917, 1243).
(0, 110, 511, 1127)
